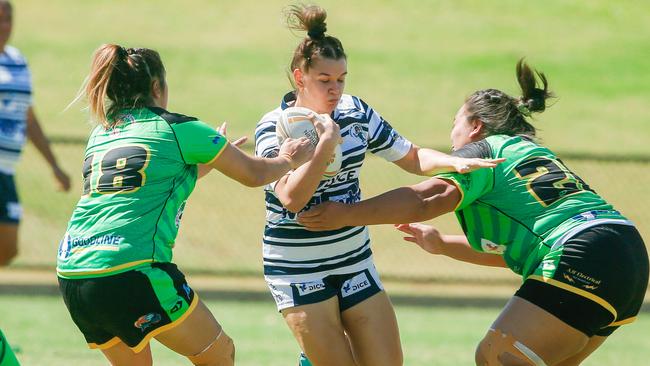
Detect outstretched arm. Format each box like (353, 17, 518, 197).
(26, 107, 71, 191)
(395, 223, 506, 267)
(393, 145, 504, 176)
(209, 137, 313, 187)
(298, 177, 460, 230)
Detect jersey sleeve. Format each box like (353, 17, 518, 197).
(254, 118, 279, 159)
(436, 168, 494, 211)
(362, 99, 412, 162)
(170, 120, 227, 165)
(435, 139, 495, 210)
(436, 140, 494, 211)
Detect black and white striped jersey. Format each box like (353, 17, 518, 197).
(255, 92, 412, 278)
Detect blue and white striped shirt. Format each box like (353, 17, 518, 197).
(0, 46, 32, 174)
(255, 93, 411, 279)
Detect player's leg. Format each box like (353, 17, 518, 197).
(0, 173, 21, 266)
(475, 296, 590, 366)
(0, 329, 21, 366)
(100, 341, 153, 366)
(283, 296, 357, 366)
(341, 290, 402, 366)
(0, 224, 18, 266)
(333, 265, 401, 366)
(155, 299, 235, 366)
(554, 336, 607, 366)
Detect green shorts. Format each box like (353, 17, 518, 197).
(58, 262, 198, 353)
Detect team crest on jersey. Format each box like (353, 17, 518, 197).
(341, 273, 371, 298)
(350, 123, 366, 144)
(480, 238, 506, 254)
(295, 280, 326, 296)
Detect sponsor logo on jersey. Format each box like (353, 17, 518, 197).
(480, 238, 506, 254)
(341, 273, 371, 298)
(134, 312, 162, 332)
(175, 201, 187, 229)
(212, 135, 222, 145)
(296, 280, 326, 296)
(542, 260, 556, 271)
(57, 233, 123, 259)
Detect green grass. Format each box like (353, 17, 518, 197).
(13, 0, 650, 154)
(0, 294, 648, 365)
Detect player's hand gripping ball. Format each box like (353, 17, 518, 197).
(277, 106, 342, 178)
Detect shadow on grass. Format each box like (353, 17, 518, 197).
(2, 283, 649, 312)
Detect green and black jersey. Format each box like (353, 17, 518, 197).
(436, 135, 630, 279)
(57, 107, 227, 279)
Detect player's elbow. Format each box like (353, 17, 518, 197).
(414, 182, 459, 221)
(283, 199, 306, 213)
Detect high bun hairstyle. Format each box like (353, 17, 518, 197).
(77, 44, 166, 128)
(286, 4, 346, 76)
(464, 59, 554, 139)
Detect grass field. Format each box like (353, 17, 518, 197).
(2, 1, 649, 364)
(0, 293, 648, 365)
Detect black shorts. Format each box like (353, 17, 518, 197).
(516, 224, 649, 337)
(0, 172, 20, 224)
(58, 262, 198, 353)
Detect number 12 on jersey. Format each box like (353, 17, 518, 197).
(82, 145, 151, 195)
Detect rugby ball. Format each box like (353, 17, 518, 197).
(277, 106, 342, 179)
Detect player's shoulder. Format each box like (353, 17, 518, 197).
(258, 107, 282, 126)
(148, 107, 198, 125)
(335, 94, 370, 121)
(1, 46, 28, 65)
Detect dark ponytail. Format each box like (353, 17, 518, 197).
(286, 4, 346, 74)
(77, 44, 166, 128)
(515, 59, 552, 116)
(464, 59, 554, 139)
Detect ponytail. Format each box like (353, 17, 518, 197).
(286, 4, 346, 74)
(464, 59, 554, 139)
(73, 44, 166, 128)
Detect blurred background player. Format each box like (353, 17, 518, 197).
(0, 0, 70, 265)
(255, 4, 502, 366)
(298, 60, 649, 366)
(57, 44, 313, 366)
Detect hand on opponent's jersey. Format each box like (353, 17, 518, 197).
(298, 201, 349, 231)
(451, 156, 505, 174)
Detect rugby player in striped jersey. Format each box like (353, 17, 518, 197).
(255, 5, 501, 366)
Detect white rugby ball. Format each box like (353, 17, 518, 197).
(277, 106, 342, 179)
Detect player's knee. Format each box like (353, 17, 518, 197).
(475, 329, 547, 366)
(187, 330, 235, 366)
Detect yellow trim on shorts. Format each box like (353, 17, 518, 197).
(130, 293, 200, 353)
(609, 316, 637, 327)
(57, 259, 153, 278)
(527, 275, 617, 320)
(88, 336, 121, 350)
